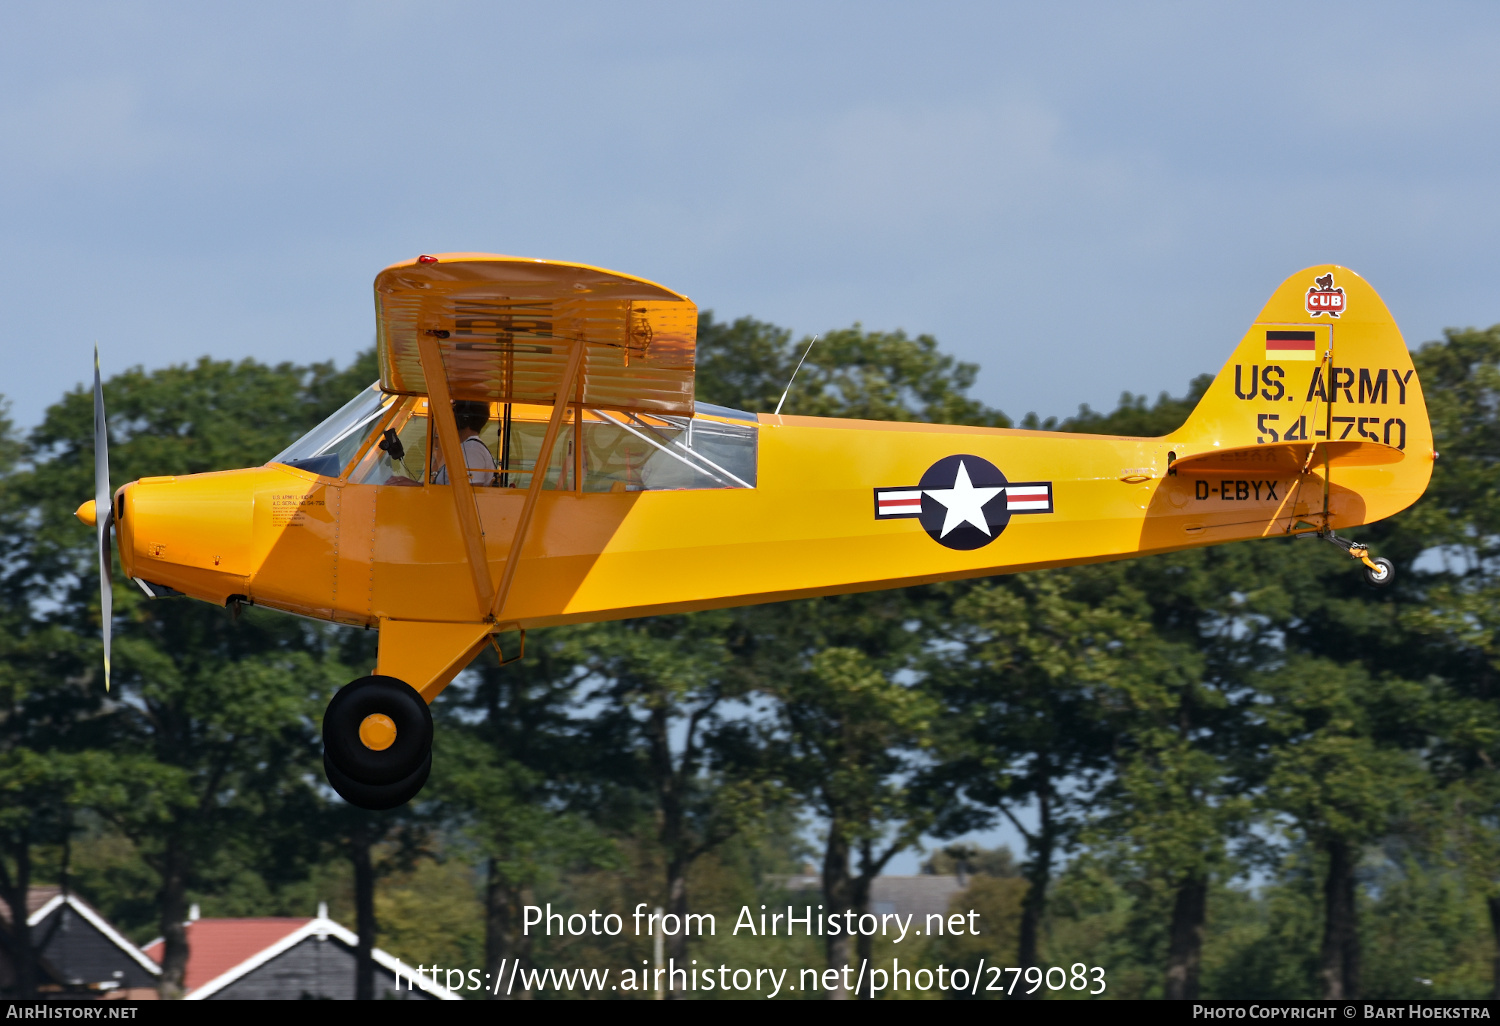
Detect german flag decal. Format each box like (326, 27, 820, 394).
(1265, 330, 1318, 362)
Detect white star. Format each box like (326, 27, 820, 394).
(924, 460, 1004, 538)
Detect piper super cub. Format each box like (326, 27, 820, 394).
(76, 255, 1434, 809)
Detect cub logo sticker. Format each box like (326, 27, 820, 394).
(1306, 272, 1346, 318)
(874, 455, 1053, 551)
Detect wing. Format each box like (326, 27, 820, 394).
(375, 254, 698, 415)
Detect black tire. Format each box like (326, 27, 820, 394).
(323, 675, 432, 785)
(1363, 556, 1395, 588)
(324, 749, 431, 810)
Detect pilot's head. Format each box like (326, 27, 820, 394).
(453, 400, 489, 435)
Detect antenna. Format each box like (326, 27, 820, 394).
(774, 335, 819, 416)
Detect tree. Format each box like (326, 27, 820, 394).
(9, 353, 376, 995)
(1258, 658, 1428, 998)
(1224, 325, 1500, 999)
(436, 634, 611, 1000)
(696, 311, 1011, 998)
(933, 568, 1154, 989)
(570, 611, 778, 996)
(0, 750, 114, 998)
(696, 312, 1009, 426)
(1378, 326, 1500, 997)
(773, 632, 940, 997)
(0, 396, 119, 998)
(1059, 375, 1256, 1000)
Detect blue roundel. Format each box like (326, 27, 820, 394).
(917, 455, 1011, 550)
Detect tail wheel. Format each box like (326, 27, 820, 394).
(1363, 557, 1395, 588)
(323, 675, 433, 809)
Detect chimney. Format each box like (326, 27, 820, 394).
(188, 904, 200, 922)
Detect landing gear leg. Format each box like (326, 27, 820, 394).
(1321, 529, 1395, 588)
(322, 675, 434, 809)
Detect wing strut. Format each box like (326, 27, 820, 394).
(417, 330, 495, 614)
(490, 340, 588, 624)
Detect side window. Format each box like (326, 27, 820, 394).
(578, 409, 756, 491)
(349, 399, 429, 486)
(579, 415, 656, 492)
(505, 410, 576, 490)
(429, 402, 503, 487)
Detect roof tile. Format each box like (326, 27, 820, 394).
(141, 919, 311, 993)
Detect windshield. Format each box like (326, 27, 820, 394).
(271, 383, 395, 478)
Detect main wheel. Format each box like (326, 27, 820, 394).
(1363, 557, 1395, 588)
(324, 749, 432, 811)
(323, 675, 433, 808)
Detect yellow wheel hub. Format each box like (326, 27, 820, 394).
(359, 713, 397, 752)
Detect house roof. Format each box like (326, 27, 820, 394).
(0, 887, 161, 981)
(28, 892, 162, 978)
(142, 915, 458, 1000)
(143, 919, 308, 994)
(0, 885, 64, 923)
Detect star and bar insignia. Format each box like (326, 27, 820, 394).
(874, 454, 1054, 551)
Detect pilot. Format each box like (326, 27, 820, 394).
(432, 400, 499, 486)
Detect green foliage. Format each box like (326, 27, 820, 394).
(375, 856, 486, 971)
(3, 316, 1500, 1001)
(1021, 373, 1212, 435)
(696, 312, 1009, 426)
(0, 352, 378, 994)
(922, 843, 1020, 878)
(779, 643, 940, 856)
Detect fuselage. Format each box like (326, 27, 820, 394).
(113, 408, 1426, 632)
(108, 260, 1435, 643)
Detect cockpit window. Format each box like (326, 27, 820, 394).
(349, 396, 429, 486)
(346, 396, 759, 491)
(271, 383, 395, 478)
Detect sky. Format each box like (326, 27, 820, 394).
(4, 1, 1500, 434)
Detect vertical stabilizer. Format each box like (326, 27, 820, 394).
(1168, 265, 1433, 530)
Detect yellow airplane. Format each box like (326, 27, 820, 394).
(76, 255, 1433, 808)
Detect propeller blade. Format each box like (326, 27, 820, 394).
(93, 347, 111, 692)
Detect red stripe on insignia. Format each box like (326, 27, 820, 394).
(1006, 484, 1051, 511)
(877, 489, 922, 516)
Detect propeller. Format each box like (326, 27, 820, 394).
(93, 347, 112, 691)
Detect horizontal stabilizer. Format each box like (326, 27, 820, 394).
(1171, 440, 1405, 476)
